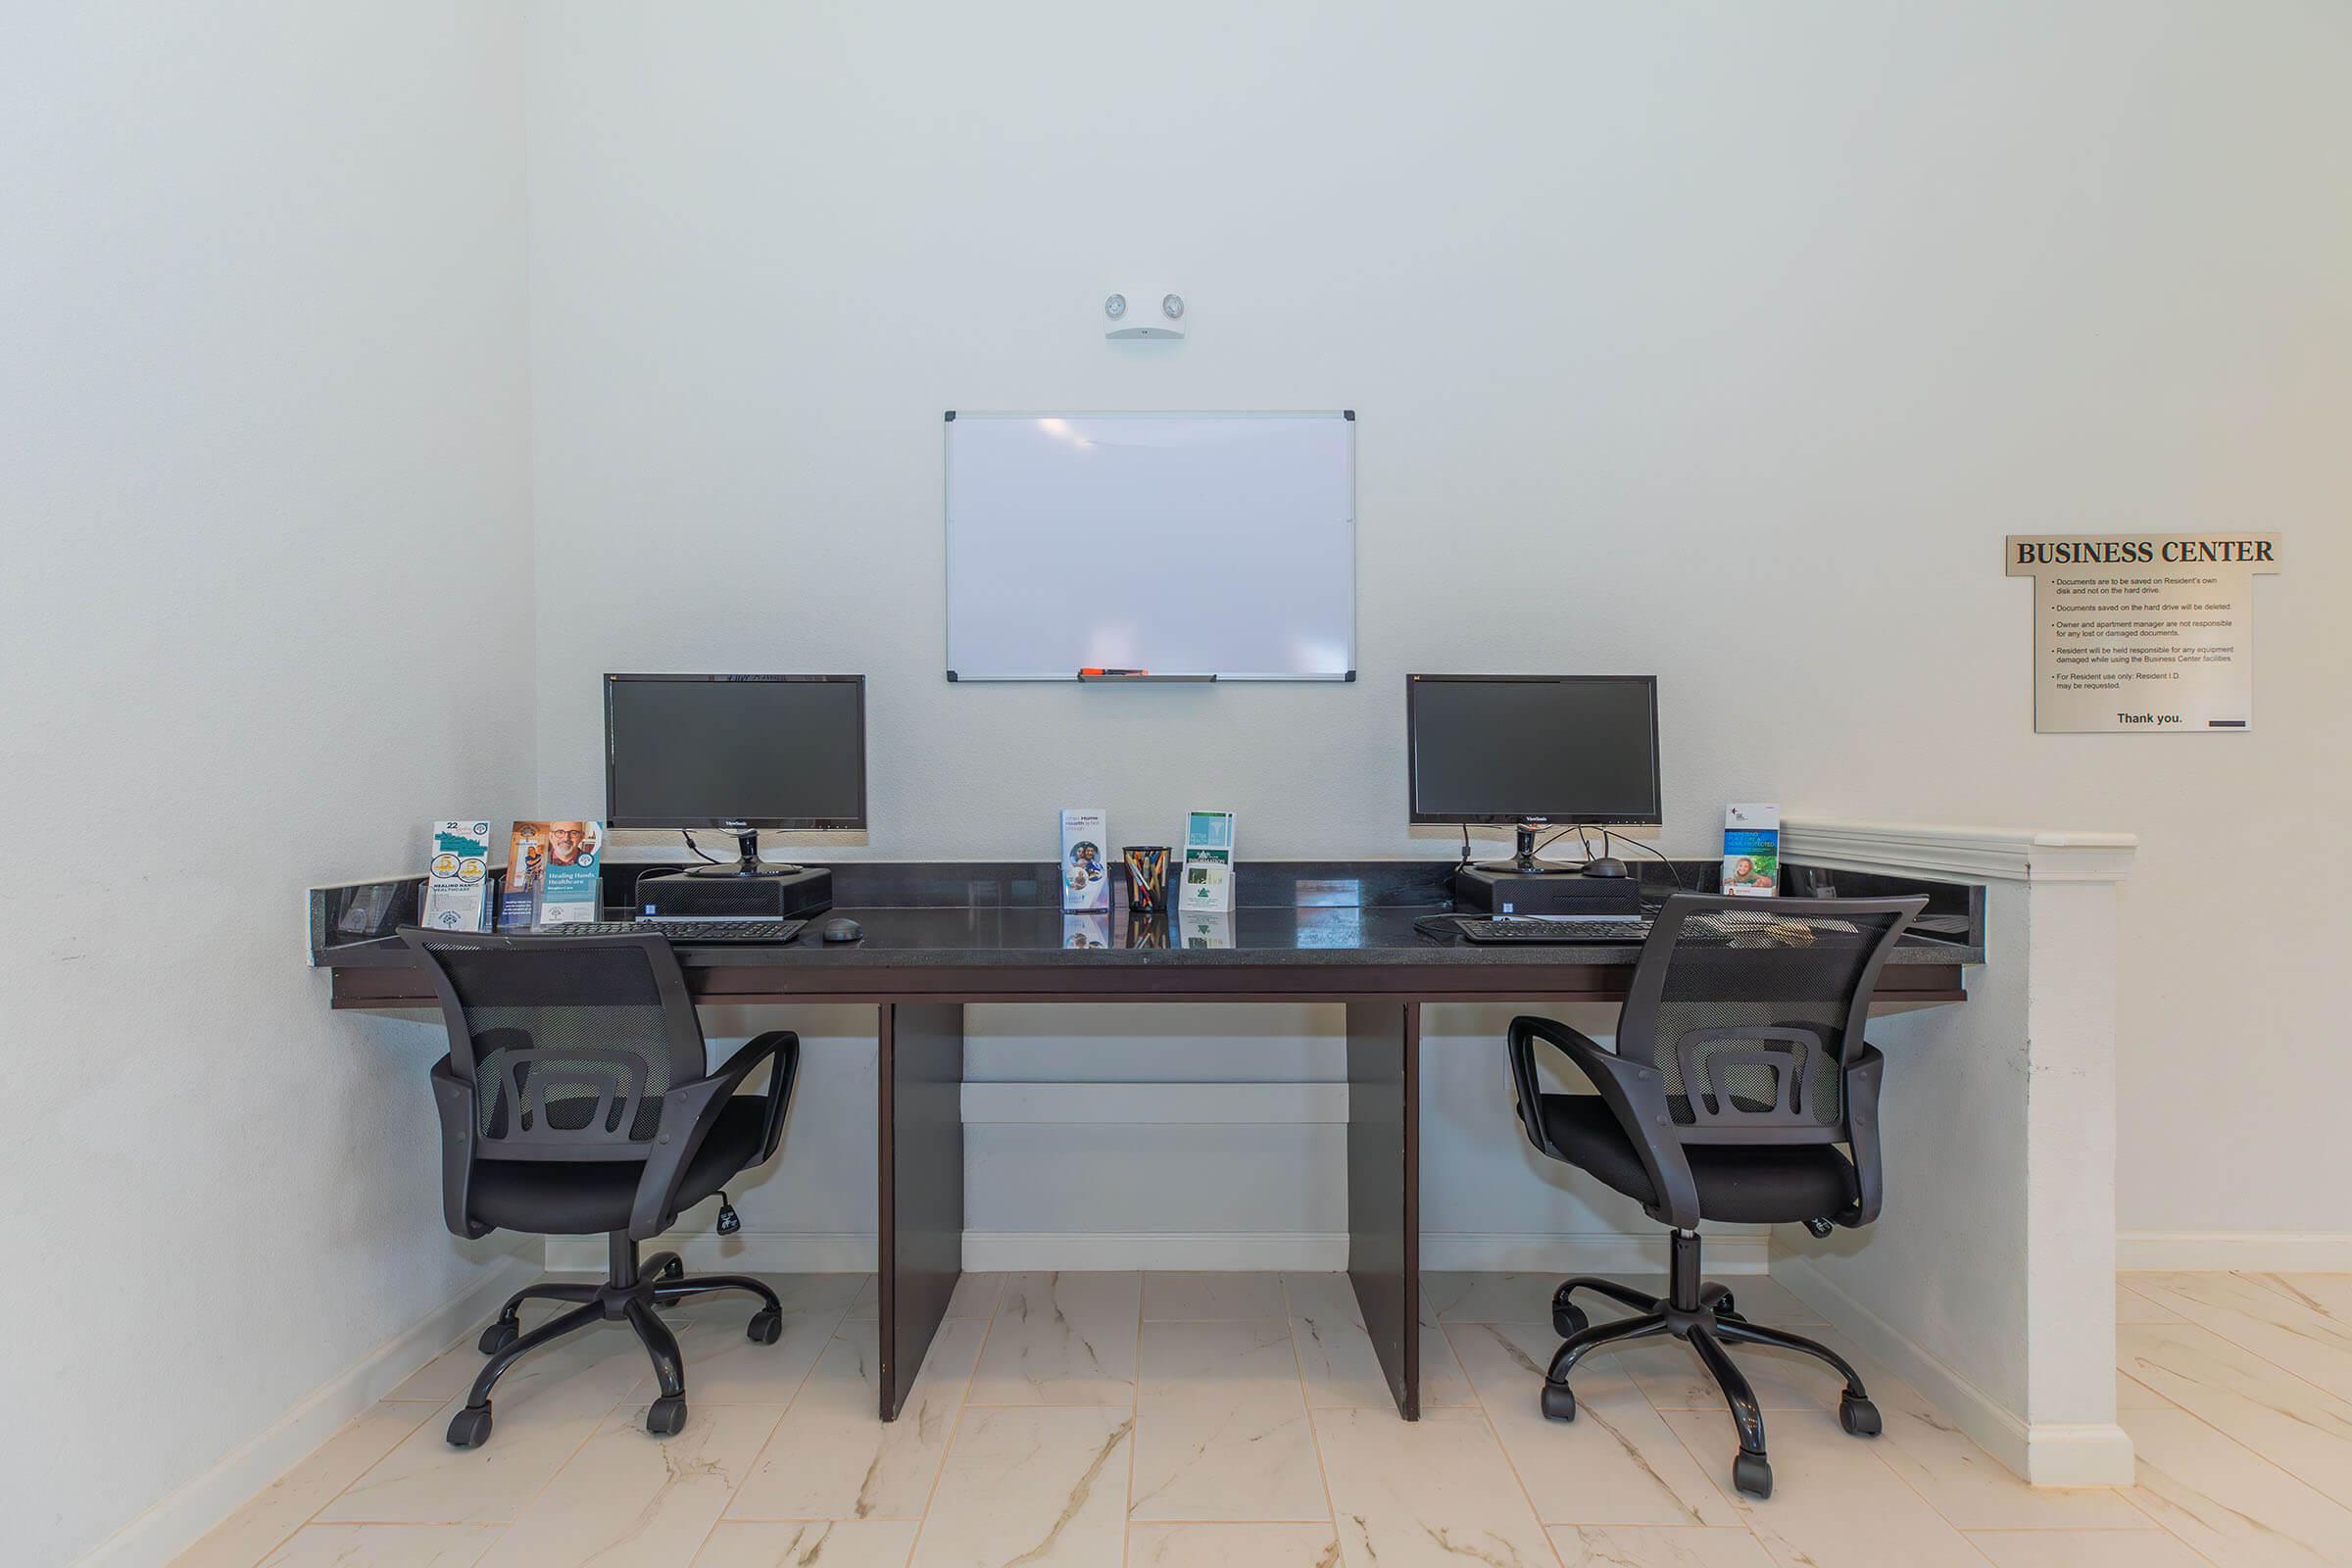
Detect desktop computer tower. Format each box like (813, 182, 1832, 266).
(636, 866, 834, 921)
(1454, 865, 1642, 918)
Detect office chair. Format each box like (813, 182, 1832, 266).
(1504, 893, 1926, 1499)
(399, 927, 800, 1448)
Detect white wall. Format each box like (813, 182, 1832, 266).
(525, 0, 2352, 1250)
(1, 7, 533, 1562)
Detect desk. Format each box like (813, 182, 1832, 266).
(312, 858, 1981, 1423)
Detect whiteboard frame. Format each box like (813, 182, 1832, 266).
(943, 409, 1357, 683)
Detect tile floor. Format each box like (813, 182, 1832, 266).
(172, 1269, 2352, 1567)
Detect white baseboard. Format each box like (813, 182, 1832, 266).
(544, 1231, 878, 1274)
(1773, 1254, 2133, 1486)
(2117, 1231, 2352, 1273)
(1421, 1230, 1770, 1274)
(556, 1228, 1769, 1275)
(78, 1249, 540, 1568)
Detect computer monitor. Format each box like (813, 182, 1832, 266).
(1406, 673, 1661, 874)
(605, 673, 866, 875)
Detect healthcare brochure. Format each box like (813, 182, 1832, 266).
(422, 820, 493, 932)
(1721, 803, 1780, 896)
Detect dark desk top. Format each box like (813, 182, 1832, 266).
(312, 858, 1982, 1007)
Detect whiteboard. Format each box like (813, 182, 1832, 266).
(945, 411, 1355, 681)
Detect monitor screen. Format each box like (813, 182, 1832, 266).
(605, 674, 867, 829)
(1406, 674, 1661, 824)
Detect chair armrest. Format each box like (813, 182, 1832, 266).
(429, 1056, 491, 1241)
(624, 1031, 802, 1240)
(1507, 1015, 1702, 1230)
(718, 1031, 801, 1163)
(1840, 1044, 1886, 1228)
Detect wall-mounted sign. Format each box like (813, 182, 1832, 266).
(2006, 534, 2280, 733)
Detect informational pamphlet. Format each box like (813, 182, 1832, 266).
(501, 820, 605, 929)
(1061, 912, 1110, 949)
(1180, 809, 1236, 913)
(422, 820, 494, 932)
(1721, 804, 1780, 897)
(1060, 809, 1110, 911)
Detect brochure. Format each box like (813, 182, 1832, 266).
(1180, 809, 1237, 913)
(422, 820, 494, 932)
(1721, 804, 1781, 897)
(1059, 808, 1110, 911)
(502, 820, 605, 929)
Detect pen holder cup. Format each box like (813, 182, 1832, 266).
(1123, 847, 1172, 913)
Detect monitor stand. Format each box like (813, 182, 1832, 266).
(1471, 824, 1633, 879)
(685, 825, 806, 878)
(1474, 823, 1580, 876)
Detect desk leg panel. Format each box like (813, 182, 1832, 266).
(877, 1001, 964, 1420)
(1345, 999, 1420, 1420)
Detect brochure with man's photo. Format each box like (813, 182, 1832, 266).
(501, 820, 605, 928)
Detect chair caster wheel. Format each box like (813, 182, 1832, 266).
(446, 1404, 493, 1448)
(1714, 1292, 1742, 1323)
(1733, 1451, 1772, 1498)
(646, 1396, 688, 1437)
(747, 1307, 783, 1345)
(1539, 1382, 1577, 1422)
(660, 1257, 685, 1282)
(1552, 1298, 1589, 1338)
(477, 1320, 518, 1355)
(1838, 1394, 1882, 1437)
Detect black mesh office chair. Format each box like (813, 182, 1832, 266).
(1505, 893, 1926, 1499)
(400, 928, 801, 1448)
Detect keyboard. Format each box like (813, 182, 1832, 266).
(1441, 915, 1653, 944)
(539, 918, 809, 943)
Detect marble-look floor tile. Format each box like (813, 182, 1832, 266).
(1449, 1321, 1738, 1528)
(2128, 1271, 2352, 1400)
(841, 1271, 1004, 1325)
(908, 1405, 1134, 1568)
(725, 1318, 986, 1521)
(1658, 1408, 1986, 1568)
(1290, 1288, 1473, 1409)
(1282, 1272, 1370, 1329)
(1127, 1522, 1344, 1567)
(692, 1520, 923, 1567)
(475, 1401, 780, 1567)
(2116, 1279, 2183, 1324)
(2117, 1370, 2175, 1409)
(1145, 1270, 1290, 1320)
(1546, 1524, 1776, 1566)
(172, 1403, 441, 1568)
(625, 1276, 861, 1403)
(256, 1524, 503, 1567)
(2240, 1271, 2352, 1320)
(1314, 1405, 1557, 1568)
(2120, 1319, 2352, 1502)
(1966, 1528, 2209, 1567)
(386, 1313, 657, 1406)
(1130, 1319, 1326, 1522)
(1834, 1348, 2145, 1531)
(965, 1271, 1140, 1404)
(319, 1336, 645, 1524)
(2122, 1404, 2352, 1566)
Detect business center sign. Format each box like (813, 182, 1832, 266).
(2006, 534, 2280, 734)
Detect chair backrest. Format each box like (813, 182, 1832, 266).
(399, 928, 709, 1162)
(1616, 893, 1926, 1145)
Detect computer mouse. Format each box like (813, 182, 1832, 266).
(821, 917, 864, 943)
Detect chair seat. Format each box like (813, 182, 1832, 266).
(468, 1097, 767, 1235)
(1538, 1094, 1859, 1225)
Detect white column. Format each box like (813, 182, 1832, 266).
(1773, 819, 2137, 1487)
